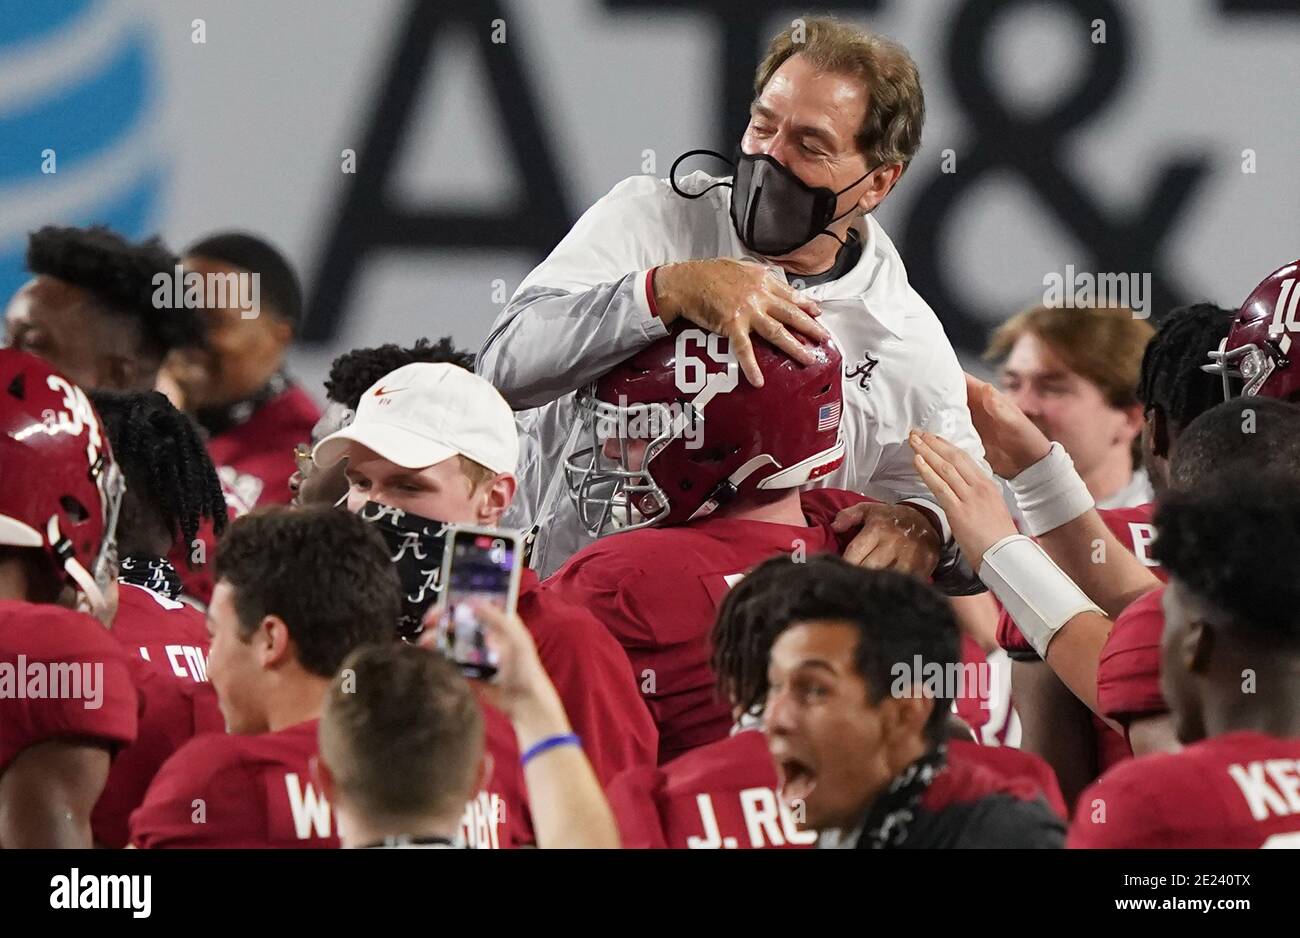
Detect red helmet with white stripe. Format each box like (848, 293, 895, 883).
(564, 322, 845, 536)
(1205, 260, 1300, 401)
(0, 349, 123, 612)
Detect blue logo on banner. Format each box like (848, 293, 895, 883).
(0, 0, 164, 305)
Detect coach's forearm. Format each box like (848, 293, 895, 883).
(477, 274, 665, 410)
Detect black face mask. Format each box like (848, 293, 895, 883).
(356, 500, 450, 641)
(670, 148, 874, 257)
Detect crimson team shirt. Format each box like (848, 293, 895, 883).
(607, 732, 1068, 849)
(130, 718, 335, 848)
(545, 488, 863, 763)
(1097, 586, 1168, 728)
(950, 739, 1067, 819)
(112, 582, 211, 683)
(92, 657, 224, 848)
(467, 688, 533, 849)
(883, 752, 1065, 848)
(519, 569, 659, 783)
(0, 601, 138, 774)
(607, 729, 817, 850)
(205, 380, 320, 513)
(1069, 732, 1300, 848)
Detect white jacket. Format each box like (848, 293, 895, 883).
(479, 171, 986, 577)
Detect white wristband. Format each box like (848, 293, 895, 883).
(1006, 442, 1094, 537)
(977, 534, 1103, 658)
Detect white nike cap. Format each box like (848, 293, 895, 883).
(312, 363, 519, 475)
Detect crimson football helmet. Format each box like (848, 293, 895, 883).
(564, 322, 845, 536)
(1204, 259, 1300, 400)
(0, 349, 123, 612)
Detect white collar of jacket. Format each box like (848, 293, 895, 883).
(681, 169, 909, 339)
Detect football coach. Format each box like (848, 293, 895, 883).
(478, 15, 986, 579)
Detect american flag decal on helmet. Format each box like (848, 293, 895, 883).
(817, 401, 841, 432)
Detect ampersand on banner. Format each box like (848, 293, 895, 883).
(902, 0, 1212, 351)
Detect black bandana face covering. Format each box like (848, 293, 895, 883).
(118, 555, 185, 602)
(356, 501, 450, 641)
(670, 148, 873, 257)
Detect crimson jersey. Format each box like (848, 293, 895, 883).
(92, 657, 223, 848)
(545, 488, 862, 763)
(607, 729, 817, 850)
(1096, 586, 1167, 727)
(206, 382, 320, 513)
(950, 739, 1067, 819)
(519, 569, 658, 783)
(895, 751, 1065, 848)
(467, 687, 533, 849)
(112, 582, 211, 683)
(607, 731, 1069, 849)
(0, 601, 138, 774)
(1069, 732, 1300, 848)
(130, 718, 335, 848)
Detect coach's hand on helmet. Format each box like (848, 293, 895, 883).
(653, 258, 827, 387)
(831, 501, 942, 577)
(964, 373, 1052, 480)
(909, 430, 1018, 566)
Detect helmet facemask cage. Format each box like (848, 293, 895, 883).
(564, 385, 687, 537)
(55, 454, 125, 616)
(1204, 338, 1279, 400)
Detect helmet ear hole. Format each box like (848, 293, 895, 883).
(59, 496, 90, 524)
(7, 373, 24, 400)
(817, 383, 831, 395)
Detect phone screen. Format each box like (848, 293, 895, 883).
(436, 531, 518, 679)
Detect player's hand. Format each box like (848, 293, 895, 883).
(652, 258, 827, 387)
(964, 373, 1052, 480)
(831, 501, 942, 577)
(909, 430, 1018, 565)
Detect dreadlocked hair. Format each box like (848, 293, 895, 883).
(26, 226, 204, 356)
(89, 390, 227, 565)
(1136, 303, 1235, 430)
(712, 554, 832, 717)
(323, 337, 476, 411)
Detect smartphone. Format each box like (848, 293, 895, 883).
(433, 525, 523, 680)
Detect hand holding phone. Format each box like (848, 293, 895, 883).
(427, 525, 522, 680)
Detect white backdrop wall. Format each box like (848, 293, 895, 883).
(1, 0, 1296, 398)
